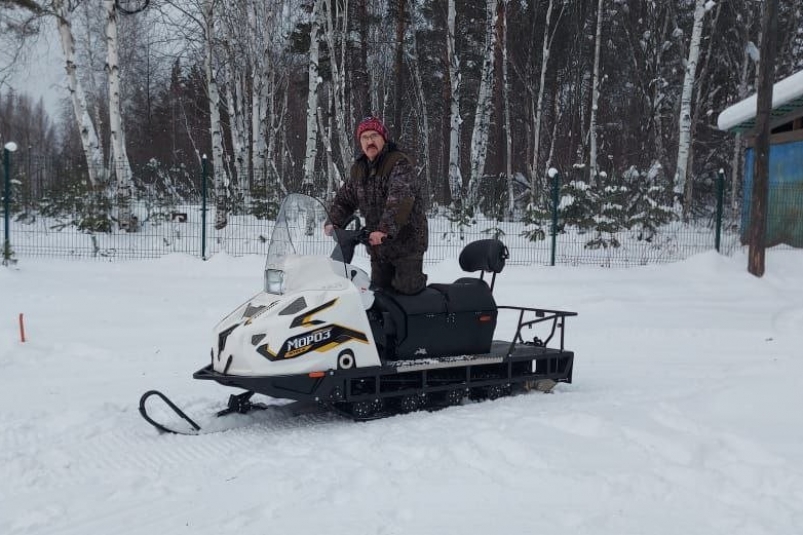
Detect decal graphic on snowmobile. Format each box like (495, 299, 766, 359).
(290, 298, 337, 327)
(256, 324, 369, 361)
(139, 194, 578, 434)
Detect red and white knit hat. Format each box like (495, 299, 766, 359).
(356, 116, 389, 141)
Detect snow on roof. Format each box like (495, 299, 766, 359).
(717, 69, 803, 132)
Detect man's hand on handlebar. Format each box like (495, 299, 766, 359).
(368, 231, 387, 246)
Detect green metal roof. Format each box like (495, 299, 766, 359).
(728, 95, 803, 134)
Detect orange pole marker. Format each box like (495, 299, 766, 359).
(19, 313, 26, 343)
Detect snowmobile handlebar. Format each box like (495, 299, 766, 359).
(331, 226, 370, 264)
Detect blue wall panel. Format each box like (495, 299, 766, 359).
(741, 140, 803, 247)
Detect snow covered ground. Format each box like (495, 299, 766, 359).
(1, 248, 802, 535)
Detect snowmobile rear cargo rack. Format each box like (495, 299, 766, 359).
(498, 305, 577, 352)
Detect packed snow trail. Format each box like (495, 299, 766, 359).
(2, 250, 803, 535)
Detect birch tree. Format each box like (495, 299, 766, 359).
(684, 1, 722, 212)
(529, 0, 559, 204)
(302, 0, 322, 192)
(501, 0, 513, 215)
(408, 6, 431, 203)
(103, 0, 135, 229)
(674, 0, 708, 218)
(265, 61, 289, 196)
(53, 0, 105, 187)
(78, 0, 106, 177)
(317, 110, 341, 197)
(588, 0, 604, 185)
(244, 0, 294, 199)
(202, 0, 228, 229)
(225, 72, 248, 194)
(321, 0, 352, 180)
(220, 3, 254, 195)
(446, 0, 462, 207)
(466, 0, 498, 207)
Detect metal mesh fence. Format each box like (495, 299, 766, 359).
(0, 155, 755, 266)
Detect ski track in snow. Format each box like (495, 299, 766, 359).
(2, 250, 803, 534)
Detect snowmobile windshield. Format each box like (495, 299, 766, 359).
(264, 194, 348, 292)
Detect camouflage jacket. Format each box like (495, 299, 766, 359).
(328, 143, 428, 259)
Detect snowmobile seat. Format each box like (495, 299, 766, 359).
(371, 285, 497, 360)
(428, 278, 495, 312)
(369, 241, 507, 360)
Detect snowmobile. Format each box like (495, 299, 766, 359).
(139, 193, 577, 433)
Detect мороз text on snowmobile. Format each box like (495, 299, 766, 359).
(139, 194, 577, 433)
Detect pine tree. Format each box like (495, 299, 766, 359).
(560, 172, 597, 232)
(586, 179, 627, 250)
(625, 163, 675, 242)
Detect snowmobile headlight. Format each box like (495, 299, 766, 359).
(265, 269, 286, 295)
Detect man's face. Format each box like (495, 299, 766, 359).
(359, 130, 385, 161)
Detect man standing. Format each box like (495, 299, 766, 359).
(325, 116, 428, 295)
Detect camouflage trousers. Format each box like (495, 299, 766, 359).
(370, 254, 427, 295)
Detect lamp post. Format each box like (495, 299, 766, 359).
(3, 141, 19, 265)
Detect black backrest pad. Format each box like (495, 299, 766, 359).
(459, 239, 508, 273)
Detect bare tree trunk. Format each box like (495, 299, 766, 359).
(203, 0, 228, 229)
(588, 0, 603, 185)
(502, 0, 514, 216)
(79, 0, 106, 183)
(347, 0, 370, 123)
(684, 1, 722, 215)
(408, 19, 431, 204)
(674, 0, 707, 219)
(321, 0, 351, 176)
(226, 73, 248, 195)
(730, 29, 754, 214)
(317, 110, 342, 199)
(104, 0, 134, 229)
(545, 89, 561, 174)
(446, 0, 463, 207)
(466, 0, 498, 207)
(54, 0, 104, 187)
(748, 0, 779, 277)
(252, 67, 267, 192)
(392, 0, 407, 135)
(303, 0, 322, 192)
(530, 0, 558, 204)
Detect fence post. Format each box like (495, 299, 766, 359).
(201, 154, 208, 260)
(715, 168, 725, 253)
(3, 142, 18, 265)
(549, 167, 560, 266)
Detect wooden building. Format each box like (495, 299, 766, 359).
(718, 70, 803, 247)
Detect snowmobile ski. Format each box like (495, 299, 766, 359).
(139, 390, 203, 435)
(138, 389, 334, 435)
(139, 390, 272, 435)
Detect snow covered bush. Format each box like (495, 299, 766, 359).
(623, 164, 675, 242)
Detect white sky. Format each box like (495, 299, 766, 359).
(1, 246, 802, 534)
(4, 22, 66, 116)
